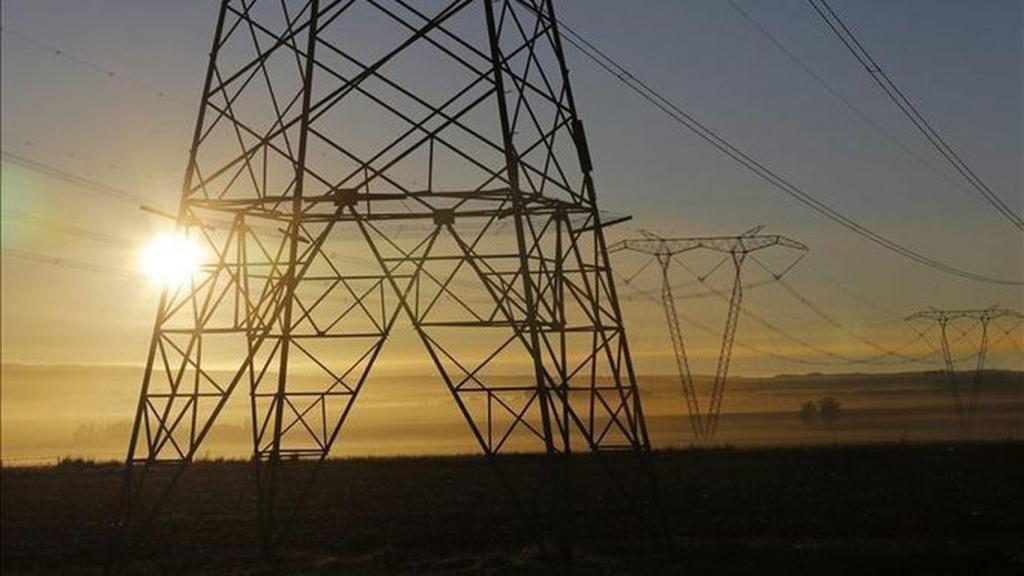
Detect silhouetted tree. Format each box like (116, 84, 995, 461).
(798, 401, 817, 426)
(818, 396, 842, 427)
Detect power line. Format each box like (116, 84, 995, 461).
(2, 246, 134, 278)
(0, 157, 519, 304)
(0, 131, 160, 182)
(0, 25, 190, 106)
(2, 143, 519, 240)
(811, 267, 902, 319)
(723, 0, 986, 208)
(614, 268, 834, 367)
(549, 15, 1022, 286)
(7, 16, 1020, 284)
(679, 270, 1013, 368)
(1, 150, 150, 207)
(806, 0, 1024, 231)
(749, 254, 932, 363)
(0, 149, 537, 309)
(2, 209, 133, 246)
(670, 257, 934, 366)
(5, 218, 1003, 371)
(609, 230, 951, 367)
(613, 265, 934, 368)
(615, 262, 777, 303)
(913, 313, 1024, 367)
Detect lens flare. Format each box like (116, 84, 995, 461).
(140, 233, 204, 287)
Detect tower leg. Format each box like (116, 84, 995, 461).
(967, 317, 991, 431)
(707, 252, 746, 438)
(658, 254, 704, 439)
(937, 320, 966, 429)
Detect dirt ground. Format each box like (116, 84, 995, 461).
(2, 443, 1023, 574)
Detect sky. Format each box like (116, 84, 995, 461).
(1, 0, 1022, 379)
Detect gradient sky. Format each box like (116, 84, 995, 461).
(1, 0, 1021, 377)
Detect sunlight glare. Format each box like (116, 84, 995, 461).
(141, 233, 204, 287)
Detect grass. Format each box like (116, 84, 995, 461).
(52, 457, 121, 470)
(2, 442, 1023, 574)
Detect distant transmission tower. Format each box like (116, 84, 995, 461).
(906, 306, 1023, 429)
(118, 0, 653, 553)
(611, 228, 807, 439)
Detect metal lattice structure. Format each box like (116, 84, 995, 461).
(906, 305, 1023, 429)
(119, 0, 652, 547)
(610, 228, 807, 439)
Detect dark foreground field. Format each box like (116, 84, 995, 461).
(3, 443, 1023, 575)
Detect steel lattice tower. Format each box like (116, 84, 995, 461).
(611, 228, 807, 439)
(119, 0, 653, 549)
(906, 306, 1023, 430)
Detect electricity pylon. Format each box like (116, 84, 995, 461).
(118, 0, 653, 554)
(610, 228, 807, 439)
(906, 305, 1023, 430)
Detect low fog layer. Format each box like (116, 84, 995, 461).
(2, 364, 1022, 465)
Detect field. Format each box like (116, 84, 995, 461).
(2, 443, 1023, 575)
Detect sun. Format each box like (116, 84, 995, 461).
(140, 233, 204, 287)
